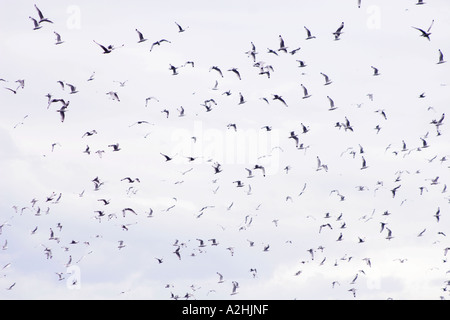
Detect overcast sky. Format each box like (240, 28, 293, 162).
(1, 0, 449, 300)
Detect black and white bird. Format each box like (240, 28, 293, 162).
(437, 49, 446, 64)
(175, 22, 188, 33)
(412, 20, 434, 41)
(29, 16, 42, 30)
(34, 4, 53, 24)
(301, 84, 311, 99)
(304, 26, 316, 40)
(278, 35, 288, 52)
(371, 66, 380, 76)
(135, 29, 147, 43)
(333, 22, 345, 40)
(150, 39, 171, 51)
(54, 32, 64, 45)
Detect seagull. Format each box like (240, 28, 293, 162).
(118, 241, 126, 250)
(297, 60, 307, 68)
(391, 185, 401, 198)
(231, 281, 239, 295)
(175, 22, 188, 33)
(160, 153, 173, 161)
(29, 17, 42, 30)
(228, 68, 242, 80)
(169, 64, 179, 75)
(320, 72, 332, 85)
(278, 35, 288, 53)
(361, 156, 368, 170)
(412, 20, 434, 41)
(34, 4, 53, 24)
(301, 84, 311, 99)
(93, 40, 113, 54)
(135, 29, 147, 43)
(54, 32, 64, 45)
(87, 72, 96, 81)
(238, 92, 246, 105)
(371, 66, 380, 76)
(333, 22, 345, 40)
(66, 83, 78, 94)
(304, 26, 316, 40)
(56, 104, 68, 122)
(327, 96, 337, 111)
(150, 39, 171, 51)
(210, 66, 224, 78)
(254, 164, 266, 177)
(272, 94, 288, 107)
(106, 91, 120, 101)
(108, 143, 121, 151)
(437, 49, 446, 64)
(416, 0, 426, 4)
(6, 283, 16, 291)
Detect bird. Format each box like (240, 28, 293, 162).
(371, 66, 380, 76)
(150, 39, 171, 51)
(118, 241, 126, 250)
(333, 22, 345, 40)
(56, 104, 68, 122)
(93, 40, 113, 54)
(231, 281, 239, 295)
(361, 156, 369, 170)
(6, 283, 16, 291)
(135, 29, 147, 43)
(238, 92, 246, 105)
(327, 96, 337, 111)
(297, 60, 307, 68)
(108, 143, 121, 151)
(160, 153, 173, 161)
(391, 185, 401, 198)
(66, 83, 78, 94)
(122, 208, 137, 217)
(304, 26, 316, 40)
(272, 94, 288, 107)
(254, 164, 266, 177)
(412, 20, 434, 41)
(29, 17, 42, 30)
(106, 91, 120, 101)
(320, 72, 332, 85)
(301, 84, 311, 99)
(278, 35, 288, 52)
(210, 66, 224, 78)
(437, 49, 446, 64)
(175, 22, 188, 33)
(416, 0, 426, 4)
(228, 68, 242, 80)
(34, 5, 53, 24)
(169, 64, 179, 75)
(54, 32, 64, 45)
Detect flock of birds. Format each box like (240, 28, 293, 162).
(1, 1, 450, 300)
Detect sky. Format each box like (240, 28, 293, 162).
(0, 0, 449, 300)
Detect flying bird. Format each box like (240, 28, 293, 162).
(304, 26, 316, 40)
(175, 22, 188, 33)
(333, 22, 345, 40)
(135, 29, 147, 43)
(437, 49, 446, 64)
(29, 16, 42, 30)
(34, 4, 53, 23)
(301, 84, 311, 99)
(54, 32, 64, 45)
(412, 20, 434, 41)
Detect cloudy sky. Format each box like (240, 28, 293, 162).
(0, 0, 449, 300)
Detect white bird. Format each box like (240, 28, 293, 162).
(437, 49, 446, 64)
(54, 32, 64, 45)
(135, 29, 147, 43)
